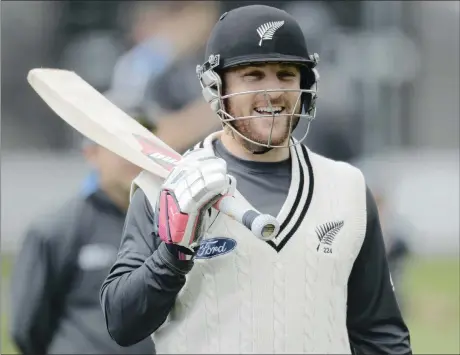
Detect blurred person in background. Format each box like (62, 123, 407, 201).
(9, 94, 155, 355)
(82, 1, 221, 193)
(111, 1, 222, 154)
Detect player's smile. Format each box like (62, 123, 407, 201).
(253, 106, 285, 116)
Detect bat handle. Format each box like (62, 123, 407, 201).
(214, 195, 280, 241)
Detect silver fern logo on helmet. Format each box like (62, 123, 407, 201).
(257, 21, 284, 46)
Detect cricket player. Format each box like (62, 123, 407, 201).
(100, 5, 412, 354)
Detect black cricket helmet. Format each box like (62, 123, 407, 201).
(196, 4, 320, 148)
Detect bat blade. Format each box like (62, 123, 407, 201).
(27, 68, 176, 179)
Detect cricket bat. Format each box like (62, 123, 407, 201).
(27, 68, 280, 241)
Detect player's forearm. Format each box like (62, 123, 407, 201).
(100, 242, 192, 347)
(100, 188, 194, 347)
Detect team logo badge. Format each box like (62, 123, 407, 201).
(315, 221, 344, 254)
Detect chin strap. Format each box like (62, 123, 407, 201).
(251, 147, 273, 155)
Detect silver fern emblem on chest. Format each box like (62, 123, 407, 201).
(257, 21, 284, 46)
(315, 221, 344, 253)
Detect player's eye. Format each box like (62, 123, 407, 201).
(278, 70, 297, 79)
(242, 70, 264, 81)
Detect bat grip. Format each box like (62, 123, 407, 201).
(214, 195, 280, 241)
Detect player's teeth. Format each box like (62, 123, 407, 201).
(255, 107, 283, 114)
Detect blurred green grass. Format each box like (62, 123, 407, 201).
(1, 253, 18, 354)
(401, 257, 460, 354)
(1, 253, 459, 354)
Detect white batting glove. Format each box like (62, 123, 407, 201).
(155, 149, 230, 257)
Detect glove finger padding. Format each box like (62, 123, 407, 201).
(168, 158, 228, 214)
(156, 150, 230, 253)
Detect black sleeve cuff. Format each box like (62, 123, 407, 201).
(155, 242, 194, 275)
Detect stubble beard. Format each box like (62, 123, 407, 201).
(226, 104, 300, 153)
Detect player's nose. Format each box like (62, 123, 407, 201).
(259, 87, 283, 106)
(259, 75, 285, 98)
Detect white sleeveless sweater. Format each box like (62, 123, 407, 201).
(132, 132, 367, 354)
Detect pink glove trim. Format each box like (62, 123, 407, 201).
(158, 191, 199, 248)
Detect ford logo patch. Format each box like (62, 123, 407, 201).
(195, 237, 237, 259)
